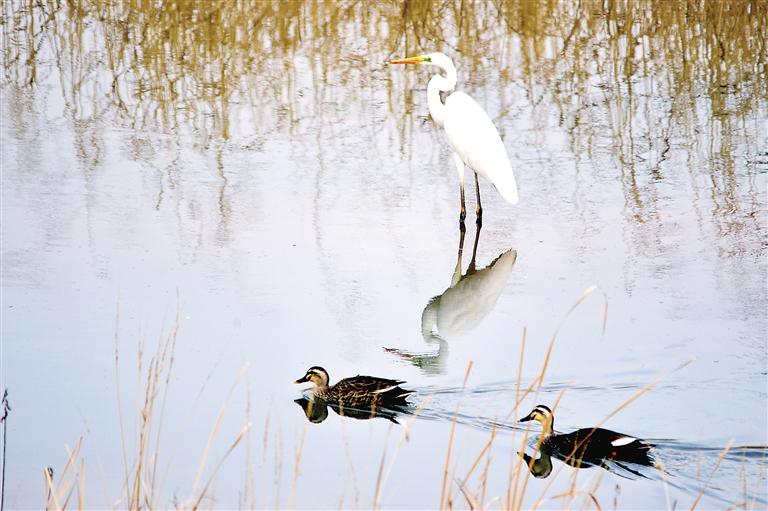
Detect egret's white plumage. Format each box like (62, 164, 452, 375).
(444, 92, 519, 205)
(390, 51, 519, 223)
(384, 227, 517, 375)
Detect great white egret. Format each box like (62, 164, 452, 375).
(390, 52, 519, 227)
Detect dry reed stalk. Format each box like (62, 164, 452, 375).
(44, 466, 60, 511)
(45, 438, 84, 511)
(478, 441, 493, 506)
(455, 476, 480, 510)
(148, 301, 180, 500)
(372, 424, 394, 510)
(189, 362, 251, 499)
(113, 301, 131, 502)
(516, 392, 566, 511)
(287, 426, 306, 509)
(272, 412, 283, 510)
(339, 419, 360, 507)
(461, 425, 496, 486)
(371, 391, 437, 509)
(242, 387, 256, 510)
(688, 441, 732, 510)
(0, 389, 9, 511)
(440, 361, 474, 510)
(506, 286, 606, 510)
(111, 301, 252, 509)
(506, 328, 529, 511)
(158, 344, 231, 496)
(189, 422, 251, 510)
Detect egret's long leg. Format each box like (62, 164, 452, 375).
(467, 220, 481, 275)
(454, 153, 466, 228)
(451, 224, 466, 287)
(474, 171, 483, 224)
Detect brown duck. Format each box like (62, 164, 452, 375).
(294, 366, 412, 408)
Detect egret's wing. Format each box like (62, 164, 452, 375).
(443, 92, 519, 205)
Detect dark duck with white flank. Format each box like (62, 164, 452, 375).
(293, 366, 412, 408)
(519, 405, 655, 468)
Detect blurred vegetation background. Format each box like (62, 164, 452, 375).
(2, 0, 766, 248)
(3, 0, 765, 138)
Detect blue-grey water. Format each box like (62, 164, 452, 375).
(1, 1, 766, 509)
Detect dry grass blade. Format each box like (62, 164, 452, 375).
(688, 441, 733, 510)
(288, 426, 306, 509)
(190, 423, 252, 511)
(113, 301, 131, 502)
(189, 362, 251, 498)
(1, 389, 10, 511)
(45, 438, 85, 511)
(462, 425, 496, 484)
(372, 424, 393, 510)
(440, 361, 473, 510)
(455, 476, 480, 510)
(590, 359, 694, 433)
(149, 300, 181, 500)
(44, 467, 61, 511)
(372, 392, 436, 509)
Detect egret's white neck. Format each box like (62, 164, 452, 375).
(427, 67, 456, 128)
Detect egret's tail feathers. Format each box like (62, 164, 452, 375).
(494, 170, 520, 205)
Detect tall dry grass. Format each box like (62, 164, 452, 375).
(44, 304, 250, 510)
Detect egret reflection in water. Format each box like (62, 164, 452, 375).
(385, 226, 517, 374)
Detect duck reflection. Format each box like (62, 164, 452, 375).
(386, 226, 517, 374)
(520, 445, 653, 480)
(294, 397, 407, 424)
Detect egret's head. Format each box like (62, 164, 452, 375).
(294, 366, 330, 387)
(519, 405, 554, 427)
(390, 52, 452, 69)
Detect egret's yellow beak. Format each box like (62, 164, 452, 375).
(390, 55, 429, 65)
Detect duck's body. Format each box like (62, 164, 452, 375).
(520, 405, 654, 468)
(541, 426, 654, 467)
(294, 366, 412, 409)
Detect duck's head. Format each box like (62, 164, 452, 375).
(294, 366, 330, 387)
(519, 405, 554, 432)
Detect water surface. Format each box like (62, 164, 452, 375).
(1, 1, 766, 508)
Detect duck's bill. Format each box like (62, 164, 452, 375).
(293, 375, 309, 384)
(390, 56, 426, 65)
(519, 412, 534, 423)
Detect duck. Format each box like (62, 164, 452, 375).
(519, 405, 655, 468)
(293, 366, 412, 409)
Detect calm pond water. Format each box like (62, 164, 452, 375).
(2, 1, 767, 509)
